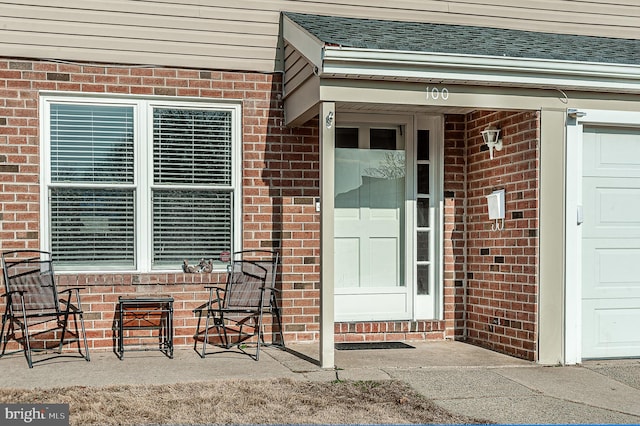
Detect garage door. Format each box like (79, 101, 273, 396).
(582, 126, 640, 358)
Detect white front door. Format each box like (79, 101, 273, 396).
(581, 124, 640, 358)
(334, 117, 410, 321)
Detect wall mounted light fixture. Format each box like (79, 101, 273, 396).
(567, 108, 587, 119)
(325, 111, 334, 129)
(481, 125, 503, 160)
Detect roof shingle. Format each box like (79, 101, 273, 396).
(284, 12, 640, 65)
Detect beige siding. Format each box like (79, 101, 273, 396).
(1, 0, 638, 72)
(284, 42, 316, 97)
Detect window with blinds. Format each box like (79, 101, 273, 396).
(44, 98, 239, 272)
(49, 104, 136, 267)
(152, 108, 234, 267)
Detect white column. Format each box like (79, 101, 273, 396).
(319, 102, 335, 369)
(563, 113, 583, 365)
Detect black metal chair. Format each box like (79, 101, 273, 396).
(0, 250, 90, 368)
(193, 250, 284, 360)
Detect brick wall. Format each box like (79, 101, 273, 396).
(0, 58, 321, 352)
(0, 58, 539, 359)
(464, 110, 539, 361)
(334, 320, 447, 342)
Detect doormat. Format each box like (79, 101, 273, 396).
(335, 342, 415, 350)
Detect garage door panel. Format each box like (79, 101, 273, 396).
(582, 299, 640, 359)
(583, 127, 640, 178)
(582, 124, 640, 359)
(582, 241, 640, 299)
(583, 178, 640, 238)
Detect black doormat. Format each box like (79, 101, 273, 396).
(335, 342, 415, 350)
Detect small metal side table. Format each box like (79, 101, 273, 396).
(115, 295, 174, 359)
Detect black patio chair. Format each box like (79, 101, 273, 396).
(0, 250, 90, 368)
(193, 250, 284, 360)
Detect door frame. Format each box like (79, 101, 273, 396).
(565, 109, 640, 363)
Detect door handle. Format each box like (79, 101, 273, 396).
(577, 205, 584, 225)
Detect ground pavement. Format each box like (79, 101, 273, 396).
(1, 340, 639, 424)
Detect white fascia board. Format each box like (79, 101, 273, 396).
(321, 47, 640, 93)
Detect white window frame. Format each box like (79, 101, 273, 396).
(414, 115, 444, 321)
(40, 93, 242, 273)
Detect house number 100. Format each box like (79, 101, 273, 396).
(425, 87, 449, 101)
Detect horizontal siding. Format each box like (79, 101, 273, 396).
(0, 0, 638, 72)
(284, 42, 315, 97)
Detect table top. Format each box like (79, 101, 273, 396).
(118, 295, 174, 303)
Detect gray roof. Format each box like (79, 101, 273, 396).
(284, 12, 640, 66)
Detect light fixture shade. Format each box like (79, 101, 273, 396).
(481, 125, 503, 159)
(481, 125, 500, 145)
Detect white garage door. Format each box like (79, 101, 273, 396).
(582, 126, 640, 358)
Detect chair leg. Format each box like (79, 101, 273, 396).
(0, 306, 9, 357)
(76, 311, 90, 362)
(272, 306, 285, 347)
(275, 305, 285, 346)
(218, 314, 231, 349)
(75, 291, 90, 362)
(255, 309, 264, 361)
(58, 312, 69, 354)
(201, 311, 210, 358)
(20, 311, 33, 369)
(193, 309, 206, 358)
(257, 324, 262, 361)
(57, 303, 90, 363)
(261, 298, 284, 348)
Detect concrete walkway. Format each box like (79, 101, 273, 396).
(1, 341, 639, 424)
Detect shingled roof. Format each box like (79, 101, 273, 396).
(284, 12, 640, 66)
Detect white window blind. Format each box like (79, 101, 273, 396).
(152, 108, 233, 267)
(50, 188, 136, 267)
(50, 104, 134, 183)
(152, 190, 232, 267)
(49, 104, 136, 267)
(153, 108, 232, 185)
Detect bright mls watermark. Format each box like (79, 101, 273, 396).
(1, 404, 69, 425)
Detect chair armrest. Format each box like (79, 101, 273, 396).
(58, 287, 85, 295)
(1, 290, 26, 298)
(193, 286, 225, 314)
(205, 285, 225, 300)
(58, 287, 85, 312)
(192, 302, 208, 313)
(193, 299, 225, 314)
